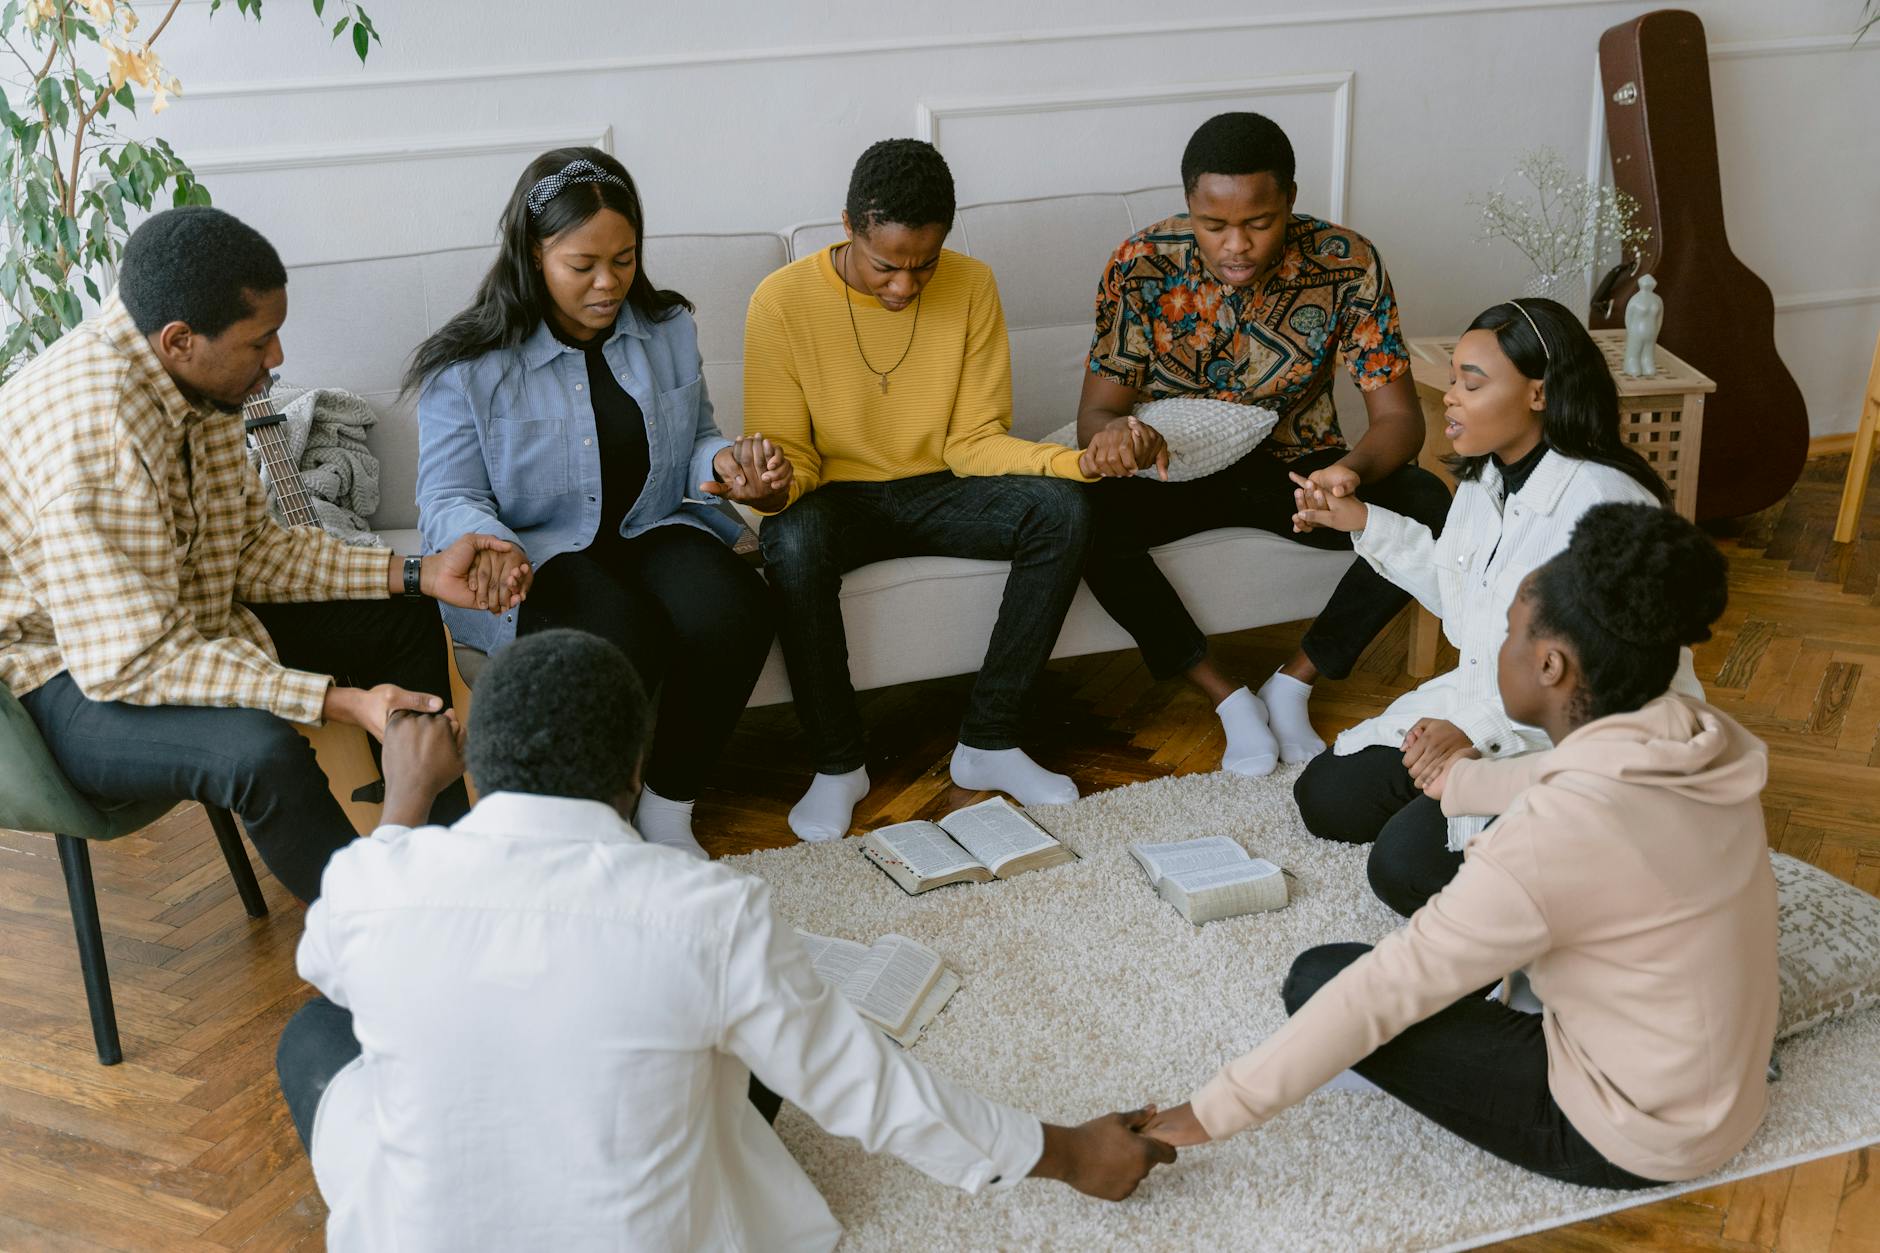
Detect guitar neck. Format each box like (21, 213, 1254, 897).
(241, 390, 321, 530)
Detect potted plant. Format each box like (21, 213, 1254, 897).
(0, 0, 382, 381)
(1471, 147, 1649, 320)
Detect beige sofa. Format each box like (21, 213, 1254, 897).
(300, 186, 1359, 705)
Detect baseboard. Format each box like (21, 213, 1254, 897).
(1810, 432, 1858, 458)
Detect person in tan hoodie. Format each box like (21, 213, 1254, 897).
(1144, 502, 1779, 1188)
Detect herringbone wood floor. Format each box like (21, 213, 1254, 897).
(2, 453, 1876, 1251)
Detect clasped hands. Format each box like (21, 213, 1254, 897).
(1080, 414, 1170, 480)
(701, 433, 794, 513)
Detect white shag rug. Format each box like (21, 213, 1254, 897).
(724, 769, 1880, 1252)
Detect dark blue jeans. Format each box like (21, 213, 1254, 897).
(759, 473, 1092, 774)
(19, 597, 469, 903)
(1082, 446, 1452, 681)
(1284, 943, 1661, 1190)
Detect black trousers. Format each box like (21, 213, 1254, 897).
(1081, 446, 1452, 681)
(758, 473, 1092, 774)
(1295, 744, 1465, 918)
(1284, 943, 1661, 1189)
(20, 597, 467, 903)
(275, 994, 780, 1153)
(516, 524, 772, 802)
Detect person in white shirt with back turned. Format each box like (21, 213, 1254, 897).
(274, 628, 1174, 1251)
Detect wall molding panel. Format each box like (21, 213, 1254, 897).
(186, 125, 613, 178)
(917, 73, 1353, 219)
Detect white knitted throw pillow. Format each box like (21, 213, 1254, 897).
(1043, 397, 1278, 482)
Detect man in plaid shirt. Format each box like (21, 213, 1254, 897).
(0, 208, 528, 902)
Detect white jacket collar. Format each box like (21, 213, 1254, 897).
(451, 791, 644, 845)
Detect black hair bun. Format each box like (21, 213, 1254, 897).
(1565, 503, 1728, 647)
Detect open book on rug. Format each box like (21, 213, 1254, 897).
(1130, 836, 1289, 924)
(796, 931, 961, 1047)
(859, 797, 1077, 895)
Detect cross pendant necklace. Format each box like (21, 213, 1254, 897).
(840, 243, 921, 394)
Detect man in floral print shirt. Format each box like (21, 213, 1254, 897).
(1075, 112, 1451, 778)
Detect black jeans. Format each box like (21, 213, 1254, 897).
(20, 597, 467, 903)
(516, 525, 773, 802)
(276, 994, 781, 1153)
(759, 473, 1092, 774)
(1081, 446, 1451, 681)
(1283, 943, 1662, 1190)
(1295, 744, 1465, 917)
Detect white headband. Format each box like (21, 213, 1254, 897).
(1504, 299, 1551, 362)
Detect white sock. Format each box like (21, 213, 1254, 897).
(634, 787, 707, 861)
(1258, 671, 1326, 764)
(949, 744, 1079, 806)
(788, 767, 870, 843)
(1216, 687, 1278, 777)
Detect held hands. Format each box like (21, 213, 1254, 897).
(703, 435, 793, 512)
(424, 534, 531, 614)
(322, 683, 446, 742)
(380, 709, 467, 828)
(1080, 415, 1169, 481)
(465, 545, 532, 615)
(1142, 1101, 1211, 1148)
(1031, 1106, 1177, 1200)
(1403, 718, 1481, 792)
(1289, 465, 1367, 534)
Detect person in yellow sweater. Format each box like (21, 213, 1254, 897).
(745, 140, 1098, 841)
(1145, 503, 1779, 1189)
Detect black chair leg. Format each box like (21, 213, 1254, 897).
(205, 807, 268, 919)
(55, 834, 122, 1066)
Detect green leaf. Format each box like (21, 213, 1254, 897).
(83, 274, 99, 301)
(188, 182, 211, 206)
(115, 84, 134, 110)
(332, 15, 350, 39)
(56, 287, 82, 327)
(352, 20, 369, 61)
(312, 0, 325, 15)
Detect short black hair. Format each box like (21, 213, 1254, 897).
(465, 629, 651, 804)
(118, 207, 287, 338)
(1180, 112, 1296, 196)
(1528, 503, 1728, 722)
(845, 138, 956, 234)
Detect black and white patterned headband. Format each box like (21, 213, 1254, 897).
(1503, 299, 1551, 362)
(525, 159, 628, 217)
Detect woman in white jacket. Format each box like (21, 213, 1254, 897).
(1288, 297, 1695, 916)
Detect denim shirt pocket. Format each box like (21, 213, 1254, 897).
(485, 416, 569, 497)
(655, 376, 703, 457)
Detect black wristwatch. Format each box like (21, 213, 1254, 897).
(402, 555, 424, 598)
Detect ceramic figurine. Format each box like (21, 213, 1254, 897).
(1623, 274, 1664, 377)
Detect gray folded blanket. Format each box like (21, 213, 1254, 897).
(247, 386, 386, 547)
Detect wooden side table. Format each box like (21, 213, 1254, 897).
(1395, 330, 1715, 677)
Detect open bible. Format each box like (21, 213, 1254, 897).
(795, 931, 961, 1047)
(859, 797, 1077, 895)
(1130, 836, 1288, 924)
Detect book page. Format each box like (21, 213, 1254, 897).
(937, 798, 1057, 874)
(1130, 836, 1248, 884)
(1165, 860, 1275, 893)
(843, 934, 944, 1034)
(884, 968, 962, 1049)
(871, 821, 984, 878)
(796, 931, 872, 986)
(1165, 858, 1287, 922)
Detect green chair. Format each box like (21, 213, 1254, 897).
(0, 680, 268, 1065)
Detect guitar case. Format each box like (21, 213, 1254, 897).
(1591, 8, 1808, 520)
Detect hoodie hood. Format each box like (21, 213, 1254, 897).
(1526, 695, 1767, 806)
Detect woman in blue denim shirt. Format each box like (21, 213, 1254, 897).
(407, 148, 792, 857)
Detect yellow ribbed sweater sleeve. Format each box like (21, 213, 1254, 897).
(740, 248, 1088, 514)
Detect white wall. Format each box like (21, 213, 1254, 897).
(134, 0, 1879, 438)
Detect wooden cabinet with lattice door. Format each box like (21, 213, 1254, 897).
(1397, 330, 1713, 677)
